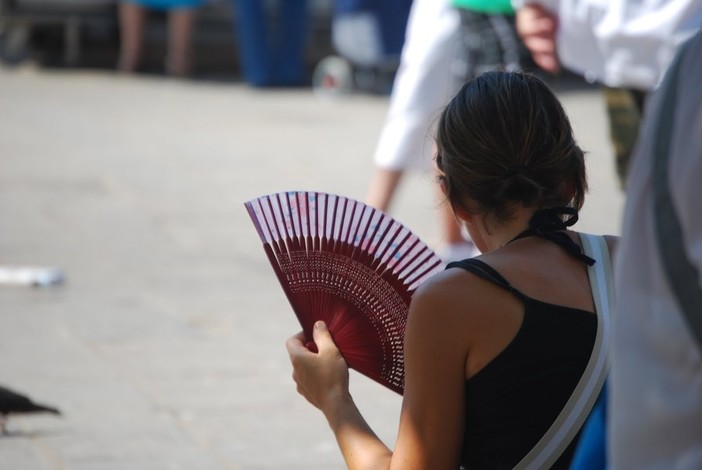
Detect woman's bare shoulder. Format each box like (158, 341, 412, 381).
(410, 265, 504, 326)
(415, 266, 491, 299)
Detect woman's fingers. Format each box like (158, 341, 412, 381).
(311, 321, 337, 354)
(285, 331, 308, 356)
(285, 327, 328, 355)
(285, 322, 350, 411)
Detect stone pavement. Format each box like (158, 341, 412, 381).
(0, 65, 623, 469)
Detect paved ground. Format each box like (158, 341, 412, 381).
(0, 64, 624, 469)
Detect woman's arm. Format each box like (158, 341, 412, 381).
(391, 275, 469, 469)
(286, 324, 394, 469)
(286, 271, 472, 469)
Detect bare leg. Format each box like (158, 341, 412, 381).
(118, 2, 146, 73)
(365, 166, 403, 212)
(166, 8, 196, 77)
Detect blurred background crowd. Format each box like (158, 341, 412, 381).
(0, 0, 331, 79)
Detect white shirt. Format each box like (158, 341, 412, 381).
(515, 0, 702, 89)
(611, 31, 702, 469)
(373, 0, 460, 170)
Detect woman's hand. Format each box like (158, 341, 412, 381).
(286, 321, 351, 413)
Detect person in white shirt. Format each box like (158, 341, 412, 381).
(364, 0, 477, 262)
(513, 0, 702, 187)
(611, 29, 702, 469)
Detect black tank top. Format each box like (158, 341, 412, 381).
(446, 207, 597, 469)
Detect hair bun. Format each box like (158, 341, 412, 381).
(496, 172, 544, 207)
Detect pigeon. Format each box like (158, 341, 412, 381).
(0, 385, 61, 434)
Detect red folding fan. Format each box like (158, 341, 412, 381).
(245, 191, 444, 395)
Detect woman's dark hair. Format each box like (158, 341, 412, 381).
(435, 71, 587, 227)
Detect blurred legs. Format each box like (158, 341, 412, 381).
(118, 2, 146, 72)
(366, 167, 403, 212)
(167, 9, 195, 76)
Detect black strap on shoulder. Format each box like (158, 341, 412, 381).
(652, 36, 702, 351)
(509, 207, 595, 266)
(446, 258, 526, 300)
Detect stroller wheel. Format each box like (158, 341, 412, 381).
(312, 56, 354, 97)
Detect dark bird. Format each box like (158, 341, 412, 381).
(0, 385, 61, 434)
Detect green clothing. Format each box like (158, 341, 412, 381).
(452, 0, 513, 14)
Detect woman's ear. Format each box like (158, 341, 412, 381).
(443, 189, 475, 224)
(453, 205, 473, 224)
(437, 172, 449, 197)
(438, 175, 477, 224)
(564, 178, 576, 203)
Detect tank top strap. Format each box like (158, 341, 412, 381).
(446, 258, 526, 301)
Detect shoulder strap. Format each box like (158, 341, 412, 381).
(514, 233, 611, 470)
(445, 258, 526, 300)
(652, 39, 702, 351)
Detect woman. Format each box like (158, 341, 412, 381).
(286, 71, 616, 469)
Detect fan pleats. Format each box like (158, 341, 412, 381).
(245, 191, 443, 394)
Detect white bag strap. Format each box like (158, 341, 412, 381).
(514, 233, 612, 470)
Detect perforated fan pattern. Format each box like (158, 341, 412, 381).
(245, 191, 443, 394)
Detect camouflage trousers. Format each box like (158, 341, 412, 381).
(602, 86, 647, 189)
